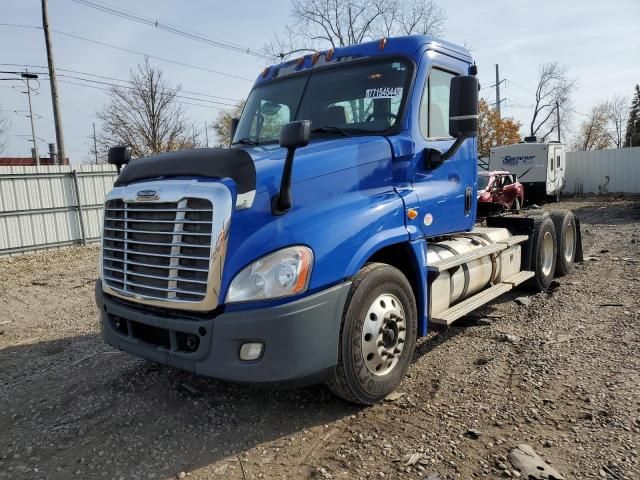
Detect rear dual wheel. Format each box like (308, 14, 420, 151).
(527, 213, 557, 291)
(328, 263, 417, 405)
(527, 210, 577, 291)
(550, 210, 577, 276)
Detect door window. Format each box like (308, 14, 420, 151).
(419, 68, 456, 139)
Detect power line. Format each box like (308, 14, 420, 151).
(506, 79, 536, 96)
(0, 24, 254, 82)
(50, 73, 238, 106)
(68, 0, 269, 59)
(53, 78, 229, 110)
(1, 62, 241, 102)
(5, 71, 238, 107)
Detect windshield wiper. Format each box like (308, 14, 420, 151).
(311, 126, 351, 137)
(233, 137, 258, 146)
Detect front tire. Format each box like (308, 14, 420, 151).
(327, 263, 417, 405)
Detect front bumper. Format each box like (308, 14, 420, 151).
(96, 280, 351, 385)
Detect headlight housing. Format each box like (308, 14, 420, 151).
(226, 246, 313, 303)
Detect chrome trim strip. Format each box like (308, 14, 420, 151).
(103, 256, 208, 273)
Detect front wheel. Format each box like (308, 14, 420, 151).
(327, 263, 417, 405)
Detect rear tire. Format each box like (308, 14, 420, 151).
(327, 263, 417, 405)
(526, 214, 557, 291)
(549, 210, 576, 276)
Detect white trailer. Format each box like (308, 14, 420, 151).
(489, 139, 566, 203)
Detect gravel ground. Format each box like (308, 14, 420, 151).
(0, 195, 639, 480)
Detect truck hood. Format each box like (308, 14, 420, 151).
(114, 136, 392, 209)
(242, 136, 392, 195)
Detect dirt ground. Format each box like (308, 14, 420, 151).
(1, 195, 639, 480)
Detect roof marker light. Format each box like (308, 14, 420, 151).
(379, 37, 387, 50)
(325, 48, 334, 61)
(261, 66, 270, 78)
(296, 56, 305, 68)
(311, 52, 320, 65)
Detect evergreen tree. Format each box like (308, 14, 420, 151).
(624, 84, 640, 147)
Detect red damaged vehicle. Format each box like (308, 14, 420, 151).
(477, 170, 525, 214)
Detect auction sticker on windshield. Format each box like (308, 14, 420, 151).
(365, 87, 403, 99)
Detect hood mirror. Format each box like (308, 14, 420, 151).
(108, 145, 132, 174)
(272, 120, 311, 215)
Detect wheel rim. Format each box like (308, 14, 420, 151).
(541, 231, 554, 276)
(361, 293, 406, 376)
(564, 221, 575, 263)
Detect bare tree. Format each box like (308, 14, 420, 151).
(573, 102, 611, 151)
(0, 108, 10, 154)
(265, 0, 446, 59)
(605, 94, 628, 148)
(529, 62, 577, 142)
(211, 101, 245, 146)
(96, 59, 197, 159)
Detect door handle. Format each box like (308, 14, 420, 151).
(465, 186, 472, 214)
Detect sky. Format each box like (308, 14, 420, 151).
(1, 0, 639, 163)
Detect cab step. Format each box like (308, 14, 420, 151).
(503, 270, 535, 286)
(430, 271, 535, 326)
(498, 234, 529, 247)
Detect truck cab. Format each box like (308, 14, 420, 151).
(97, 36, 579, 404)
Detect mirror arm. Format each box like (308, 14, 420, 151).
(272, 147, 295, 215)
(425, 136, 467, 170)
(441, 136, 466, 161)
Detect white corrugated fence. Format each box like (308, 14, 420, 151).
(0, 164, 117, 256)
(565, 147, 640, 194)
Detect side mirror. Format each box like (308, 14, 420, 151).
(279, 120, 311, 149)
(230, 117, 240, 145)
(108, 145, 131, 174)
(273, 120, 311, 214)
(449, 76, 479, 139)
(424, 75, 479, 170)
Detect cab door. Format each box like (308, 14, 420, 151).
(410, 51, 475, 237)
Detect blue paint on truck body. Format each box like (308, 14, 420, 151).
(221, 35, 476, 336)
(98, 35, 478, 383)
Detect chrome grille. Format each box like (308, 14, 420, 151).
(102, 198, 214, 303)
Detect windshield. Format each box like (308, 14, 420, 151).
(477, 175, 490, 190)
(233, 58, 412, 145)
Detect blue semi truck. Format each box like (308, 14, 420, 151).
(96, 35, 580, 404)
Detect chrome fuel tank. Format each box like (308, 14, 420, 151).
(428, 227, 522, 316)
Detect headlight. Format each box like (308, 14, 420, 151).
(226, 246, 313, 303)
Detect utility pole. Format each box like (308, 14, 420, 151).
(556, 100, 561, 142)
(21, 70, 39, 165)
(495, 64, 501, 119)
(42, 0, 66, 165)
(92, 122, 98, 163)
(204, 121, 209, 147)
